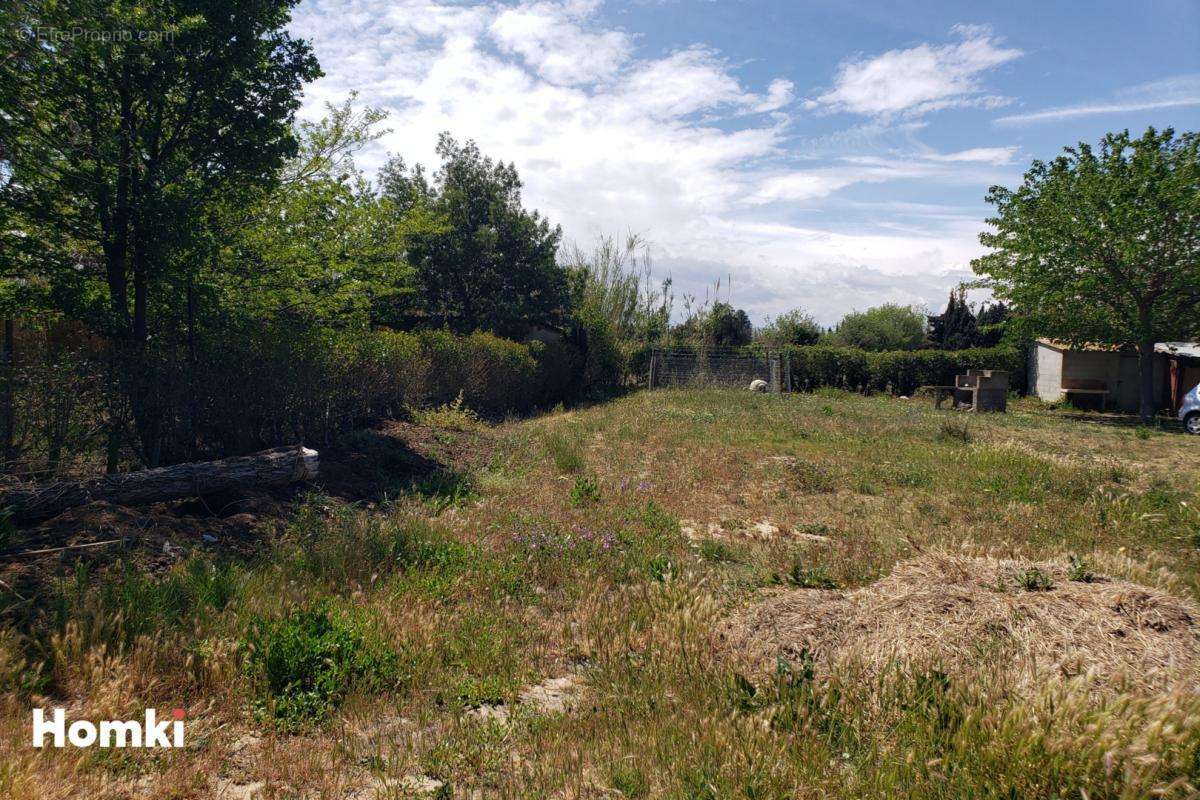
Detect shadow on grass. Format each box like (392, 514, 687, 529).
(1049, 410, 1190, 435)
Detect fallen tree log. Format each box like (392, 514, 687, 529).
(1, 446, 319, 523)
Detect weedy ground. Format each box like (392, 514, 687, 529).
(1, 389, 1198, 799)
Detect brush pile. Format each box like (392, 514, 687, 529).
(720, 553, 1200, 694)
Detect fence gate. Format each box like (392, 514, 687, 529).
(647, 348, 784, 392)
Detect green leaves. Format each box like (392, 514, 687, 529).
(378, 134, 568, 337)
(826, 304, 928, 351)
(973, 127, 1200, 349)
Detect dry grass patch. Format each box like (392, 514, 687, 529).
(721, 552, 1200, 695)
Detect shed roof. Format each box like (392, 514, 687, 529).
(1034, 339, 1124, 353)
(1155, 342, 1200, 359)
(1036, 339, 1200, 357)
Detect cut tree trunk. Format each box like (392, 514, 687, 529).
(1, 445, 319, 523)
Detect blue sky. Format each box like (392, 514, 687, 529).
(290, 0, 1200, 324)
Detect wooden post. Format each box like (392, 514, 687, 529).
(648, 351, 658, 389)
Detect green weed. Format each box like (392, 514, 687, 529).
(243, 603, 401, 729)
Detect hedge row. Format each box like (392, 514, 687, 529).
(626, 342, 1025, 396)
(783, 345, 1026, 396)
(170, 324, 584, 457)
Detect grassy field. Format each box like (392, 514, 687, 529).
(2, 388, 1199, 799)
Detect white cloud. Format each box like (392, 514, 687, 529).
(995, 74, 1200, 125)
(489, 0, 632, 85)
(290, 0, 1006, 322)
(810, 25, 1021, 117)
(922, 146, 1016, 164)
(746, 151, 1015, 204)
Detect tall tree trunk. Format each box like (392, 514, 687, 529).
(1, 318, 13, 468)
(186, 269, 197, 460)
(1137, 338, 1157, 423)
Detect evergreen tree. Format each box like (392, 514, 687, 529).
(928, 289, 978, 350)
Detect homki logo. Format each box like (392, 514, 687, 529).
(32, 708, 185, 748)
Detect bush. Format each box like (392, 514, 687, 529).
(758, 309, 822, 347)
(143, 321, 588, 459)
(1014, 566, 1054, 592)
(530, 337, 584, 406)
(785, 344, 1025, 396)
(243, 603, 400, 729)
(825, 304, 927, 351)
(570, 474, 601, 506)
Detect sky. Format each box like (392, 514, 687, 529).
(289, 0, 1200, 325)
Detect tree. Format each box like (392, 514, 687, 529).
(379, 134, 567, 337)
(974, 301, 1009, 347)
(223, 100, 421, 326)
(927, 289, 978, 350)
(705, 302, 752, 347)
(758, 309, 822, 347)
(1, 0, 320, 462)
(564, 234, 671, 346)
(827, 304, 927, 351)
(972, 128, 1200, 420)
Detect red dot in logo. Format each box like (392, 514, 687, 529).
(172, 708, 186, 720)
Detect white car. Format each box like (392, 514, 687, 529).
(1181, 382, 1200, 435)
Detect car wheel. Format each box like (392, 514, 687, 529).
(1187, 413, 1200, 435)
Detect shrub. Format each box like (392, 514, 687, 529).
(785, 559, 839, 589)
(530, 337, 584, 406)
(570, 474, 602, 506)
(1067, 555, 1096, 583)
(785, 344, 1025, 396)
(825, 304, 927, 351)
(758, 309, 822, 347)
(243, 603, 401, 729)
(460, 331, 537, 415)
(415, 391, 483, 431)
(1014, 566, 1054, 592)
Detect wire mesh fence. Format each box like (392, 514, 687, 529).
(647, 348, 788, 392)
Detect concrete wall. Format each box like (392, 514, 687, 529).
(1029, 344, 1064, 402)
(1027, 342, 1165, 411)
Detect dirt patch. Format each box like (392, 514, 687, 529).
(0, 495, 282, 596)
(681, 517, 831, 544)
(719, 553, 1200, 694)
(467, 673, 585, 723)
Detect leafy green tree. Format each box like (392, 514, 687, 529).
(223, 100, 423, 326)
(927, 289, 978, 350)
(0, 0, 320, 462)
(758, 309, 822, 347)
(703, 302, 752, 347)
(827, 304, 927, 351)
(379, 134, 567, 337)
(972, 128, 1200, 420)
